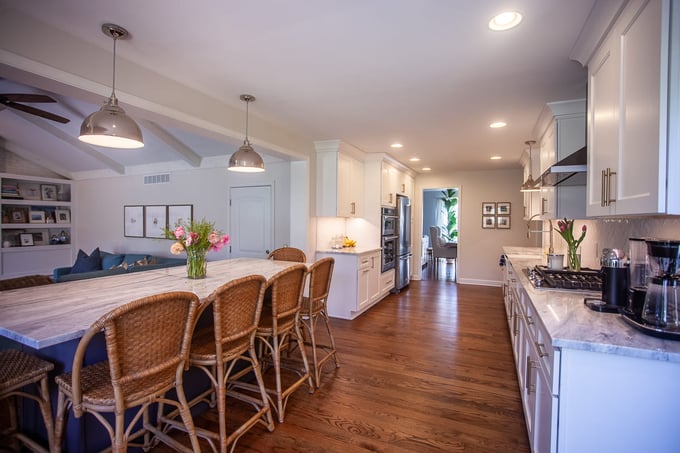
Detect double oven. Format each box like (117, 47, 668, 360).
(381, 207, 398, 272)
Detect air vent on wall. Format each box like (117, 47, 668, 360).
(144, 173, 170, 185)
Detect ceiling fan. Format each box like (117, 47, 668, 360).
(0, 93, 70, 123)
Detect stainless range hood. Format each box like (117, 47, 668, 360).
(539, 146, 587, 186)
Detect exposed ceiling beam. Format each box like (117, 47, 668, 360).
(139, 120, 202, 167)
(11, 111, 126, 174)
(3, 142, 73, 179)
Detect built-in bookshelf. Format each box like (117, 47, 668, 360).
(0, 173, 74, 278)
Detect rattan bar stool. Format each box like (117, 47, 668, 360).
(0, 349, 55, 453)
(232, 264, 314, 423)
(266, 247, 306, 263)
(162, 275, 275, 453)
(53, 291, 202, 453)
(299, 257, 340, 388)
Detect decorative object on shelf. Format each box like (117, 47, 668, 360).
(144, 205, 167, 238)
(58, 230, 69, 244)
(519, 140, 540, 192)
(18, 183, 41, 200)
(9, 208, 26, 223)
(55, 209, 70, 224)
(32, 230, 48, 246)
(123, 205, 144, 237)
(554, 218, 587, 271)
(165, 218, 230, 279)
(40, 184, 57, 201)
(29, 210, 46, 224)
(228, 94, 265, 173)
(79, 23, 144, 149)
(20, 233, 34, 246)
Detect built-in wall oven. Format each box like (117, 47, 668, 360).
(381, 207, 398, 272)
(381, 235, 397, 272)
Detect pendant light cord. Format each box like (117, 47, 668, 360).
(110, 30, 121, 101)
(244, 99, 250, 145)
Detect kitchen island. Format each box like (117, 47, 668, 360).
(0, 257, 304, 451)
(503, 247, 680, 453)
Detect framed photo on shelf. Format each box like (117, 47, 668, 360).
(18, 183, 41, 200)
(482, 215, 496, 229)
(29, 210, 46, 224)
(32, 229, 48, 246)
(10, 209, 26, 224)
(497, 202, 511, 215)
(41, 184, 58, 201)
(20, 233, 34, 246)
(167, 205, 193, 231)
(55, 209, 70, 224)
(144, 205, 167, 238)
(482, 202, 496, 215)
(124, 205, 144, 238)
(497, 216, 511, 229)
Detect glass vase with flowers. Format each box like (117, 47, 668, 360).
(554, 218, 587, 271)
(165, 218, 230, 279)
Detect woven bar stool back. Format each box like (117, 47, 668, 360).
(300, 257, 340, 388)
(255, 264, 314, 422)
(53, 291, 201, 453)
(163, 274, 275, 453)
(266, 247, 306, 263)
(0, 349, 54, 453)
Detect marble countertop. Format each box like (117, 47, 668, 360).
(0, 258, 303, 350)
(503, 246, 680, 363)
(316, 247, 381, 255)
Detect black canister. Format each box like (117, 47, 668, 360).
(601, 249, 629, 308)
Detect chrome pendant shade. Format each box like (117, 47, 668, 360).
(228, 94, 265, 172)
(79, 23, 144, 149)
(520, 140, 540, 192)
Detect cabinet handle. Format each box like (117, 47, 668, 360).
(524, 205, 527, 217)
(526, 359, 537, 394)
(351, 202, 356, 215)
(536, 342, 549, 358)
(401, 183, 405, 193)
(601, 169, 607, 207)
(389, 193, 393, 204)
(606, 168, 616, 206)
(513, 313, 519, 336)
(526, 315, 534, 326)
(541, 197, 547, 215)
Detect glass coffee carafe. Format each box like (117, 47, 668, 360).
(641, 240, 680, 330)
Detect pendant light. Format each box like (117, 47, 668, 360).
(79, 23, 144, 149)
(228, 94, 265, 172)
(520, 140, 540, 192)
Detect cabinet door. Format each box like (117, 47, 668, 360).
(350, 157, 364, 217)
(381, 161, 398, 206)
(367, 253, 380, 304)
(587, 30, 620, 216)
(534, 368, 558, 453)
(357, 255, 372, 309)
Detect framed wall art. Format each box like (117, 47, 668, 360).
(124, 205, 144, 238)
(482, 215, 495, 229)
(41, 184, 58, 201)
(144, 205, 167, 238)
(497, 202, 511, 215)
(167, 205, 193, 231)
(482, 202, 496, 215)
(497, 216, 511, 229)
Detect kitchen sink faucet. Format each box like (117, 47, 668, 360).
(526, 214, 554, 254)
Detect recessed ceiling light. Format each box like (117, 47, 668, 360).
(489, 121, 507, 128)
(422, 167, 431, 171)
(488, 11, 523, 31)
(490, 156, 502, 160)
(390, 143, 403, 148)
(409, 157, 420, 162)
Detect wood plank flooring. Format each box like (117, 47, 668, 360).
(157, 280, 530, 452)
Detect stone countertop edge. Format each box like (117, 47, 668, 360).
(503, 246, 680, 363)
(316, 247, 381, 255)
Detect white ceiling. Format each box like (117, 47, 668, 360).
(0, 0, 595, 179)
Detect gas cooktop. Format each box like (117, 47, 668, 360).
(524, 266, 603, 292)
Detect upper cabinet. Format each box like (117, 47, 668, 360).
(381, 160, 414, 207)
(522, 143, 541, 220)
(315, 140, 365, 217)
(583, 0, 679, 216)
(534, 100, 586, 220)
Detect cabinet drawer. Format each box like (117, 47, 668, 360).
(358, 255, 372, 270)
(535, 316, 559, 395)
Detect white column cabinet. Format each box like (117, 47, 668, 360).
(315, 140, 365, 217)
(586, 0, 679, 216)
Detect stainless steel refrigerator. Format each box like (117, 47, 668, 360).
(394, 195, 412, 292)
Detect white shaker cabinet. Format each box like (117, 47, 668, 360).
(316, 249, 384, 320)
(315, 140, 365, 218)
(381, 160, 414, 207)
(586, 0, 679, 215)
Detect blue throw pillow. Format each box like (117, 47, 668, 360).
(71, 248, 102, 274)
(101, 252, 125, 270)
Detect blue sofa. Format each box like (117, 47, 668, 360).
(53, 251, 186, 283)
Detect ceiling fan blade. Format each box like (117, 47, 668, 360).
(0, 93, 57, 103)
(3, 100, 70, 124)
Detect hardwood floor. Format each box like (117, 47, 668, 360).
(157, 280, 530, 452)
(420, 258, 457, 282)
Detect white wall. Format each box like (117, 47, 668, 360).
(415, 168, 532, 286)
(74, 162, 301, 260)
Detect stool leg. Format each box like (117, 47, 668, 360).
(37, 375, 55, 452)
(53, 390, 68, 453)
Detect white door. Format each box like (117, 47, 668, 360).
(229, 185, 273, 258)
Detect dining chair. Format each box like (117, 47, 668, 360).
(429, 226, 458, 279)
(233, 264, 314, 423)
(0, 349, 55, 452)
(162, 274, 275, 453)
(266, 247, 306, 263)
(53, 291, 202, 453)
(298, 257, 340, 388)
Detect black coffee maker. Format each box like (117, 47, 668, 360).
(585, 248, 629, 312)
(626, 237, 650, 317)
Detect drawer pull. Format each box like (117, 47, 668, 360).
(536, 342, 549, 358)
(526, 315, 534, 326)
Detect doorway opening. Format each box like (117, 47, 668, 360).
(422, 188, 459, 281)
